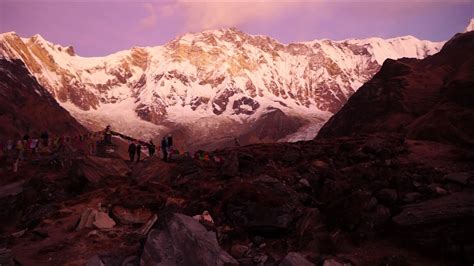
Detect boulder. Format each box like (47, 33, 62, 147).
(366, 197, 378, 211)
(133, 159, 177, 184)
(140, 213, 238, 266)
(121, 256, 138, 266)
(312, 160, 329, 170)
(193, 210, 214, 225)
(230, 244, 249, 259)
(355, 204, 391, 239)
(323, 258, 351, 266)
(0, 180, 24, 199)
(299, 179, 311, 187)
(77, 208, 98, 230)
(77, 208, 116, 230)
(372, 205, 391, 227)
(325, 190, 373, 230)
(138, 214, 158, 235)
(165, 197, 186, 208)
(427, 184, 448, 195)
(111, 206, 152, 225)
(70, 156, 130, 184)
(393, 192, 474, 251)
(375, 189, 398, 205)
(22, 203, 59, 228)
(253, 254, 268, 264)
(296, 208, 323, 237)
(377, 255, 410, 266)
(11, 229, 26, 238)
(402, 192, 422, 204)
(0, 248, 14, 266)
(86, 255, 105, 266)
(444, 172, 471, 185)
(318, 180, 351, 205)
(224, 176, 299, 236)
(93, 212, 116, 229)
(279, 252, 314, 266)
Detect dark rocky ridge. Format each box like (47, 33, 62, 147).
(0, 59, 86, 138)
(317, 31, 474, 147)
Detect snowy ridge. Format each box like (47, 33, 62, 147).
(466, 19, 474, 32)
(0, 28, 444, 145)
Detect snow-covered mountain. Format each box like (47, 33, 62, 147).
(466, 19, 474, 32)
(0, 28, 443, 150)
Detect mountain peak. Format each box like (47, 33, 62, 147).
(29, 33, 50, 46)
(31, 33, 48, 41)
(0, 31, 20, 43)
(0, 31, 18, 37)
(201, 27, 244, 35)
(170, 27, 250, 47)
(220, 27, 244, 34)
(465, 18, 474, 32)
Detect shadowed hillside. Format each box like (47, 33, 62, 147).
(317, 31, 474, 147)
(0, 59, 86, 138)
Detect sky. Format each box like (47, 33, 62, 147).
(1, 0, 473, 57)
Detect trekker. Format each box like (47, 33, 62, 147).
(23, 134, 30, 156)
(40, 131, 49, 147)
(136, 142, 142, 162)
(167, 134, 173, 149)
(104, 125, 112, 144)
(234, 137, 240, 147)
(167, 134, 173, 160)
(4, 140, 13, 160)
(6, 140, 13, 151)
(148, 140, 156, 157)
(30, 138, 39, 154)
(128, 142, 136, 162)
(161, 137, 168, 162)
(40, 131, 49, 145)
(16, 140, 24, 160)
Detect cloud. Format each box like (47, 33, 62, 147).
(155, 0, 308, 31)
(143, 0, 467, 32)
(139, 3, 158, 29)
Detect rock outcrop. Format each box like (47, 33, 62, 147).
(0, 59, 86, 138)
(393, 191, 474, 251)
(317, 31, 474, 147)
(140, 213, 237, 266)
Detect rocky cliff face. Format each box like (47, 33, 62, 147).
(0, 28, 443, 148)
(317, 31, 474, 147)
(0, 59, 86, 138)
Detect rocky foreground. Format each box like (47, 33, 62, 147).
(1, 134, 473, 265)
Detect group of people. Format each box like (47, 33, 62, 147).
(127, 141, 144, 162)
(2, 126, 180, 171)
(1, 131, 101, 158)
(1, 131, 103, 172)
(127, 134, 173, 163)
(1, 133, 45, 167)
